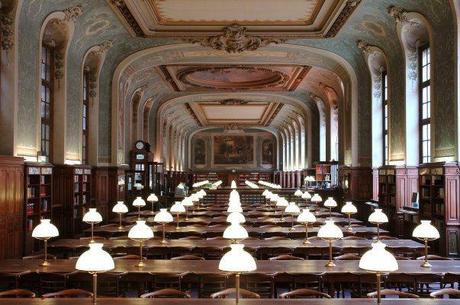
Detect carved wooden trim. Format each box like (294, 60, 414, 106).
(108, 0, 144, 37)
(325, 0, 361, 38)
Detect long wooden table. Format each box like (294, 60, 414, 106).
(0, 299, 457, 305)
(0, 259, 458, 275)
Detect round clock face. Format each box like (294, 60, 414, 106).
(135, 141, 144, 150)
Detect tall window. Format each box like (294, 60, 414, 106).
(82, 70, 90, 164)
(382, 71, 389, 165)
(419, 45, 431, 163)
(40, 45, 53, 160)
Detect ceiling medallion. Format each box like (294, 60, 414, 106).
(187, 24, 285, 53)
(219, 99, 249, 105)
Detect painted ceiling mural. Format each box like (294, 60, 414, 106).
(15, 0, 456, 165)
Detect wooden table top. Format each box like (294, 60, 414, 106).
(49, 238, 421, 252)
(0, 259, 458, 275)
(0, 299, 457, 305)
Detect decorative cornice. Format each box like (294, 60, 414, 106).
(186, 25, 285, 53)
(62, 4, 83, 23)
(185, 103, 202, 127)
(325, 0, 361, 38)
(218, 99, 249, 105)
(356, 39, 372, 54)
(387, 5, 409, 24)
(109, 0, 144, 37)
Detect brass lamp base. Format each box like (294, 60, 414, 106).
(420, 260, 432, 268)
(136, 260, 145, 268)
(40, 260, 50, 267)
(303, 239, 311, 245)
(161, 239, 168, 244)
(325, 260, 336, 267)
(117, 226, 124, 230)
(346, 226, 353, 232)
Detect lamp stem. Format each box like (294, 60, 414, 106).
(421, 238, 431, 268)
(161, 223, 166, 244)
(325, 240, 336, 267)
(303, 223, 310, 244)
(281, 210, 285, 221)
(41, 239, 49, 266)
(176, 213, 180, 229)
(91, 223, 94, 243)
(329, 207, 332, 217)
(138, 206, 141, 220)
(347, 214, 352, 231)
(185, 207, 189, 220)
(235, 273, 240, 305)
(92, 272, 97, 304)
(376, 272, 381, 305)
(291, 215, 294, 230)
(152, 202, 154, 212)
(376, 223, 380, 240)
(137, 241, 144, 267)
(118, 214, 123, 230)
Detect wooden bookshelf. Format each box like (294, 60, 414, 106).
(378, 166, 396, 230)
(24, 163, 53, 254)
(315, 162, 339, 187)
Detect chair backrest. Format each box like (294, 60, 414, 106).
(416, 255, 451, 260)
(0, 289, 36, 298)
(140, 288, 191, 298)
(279, 288, 331, 299)
(430, 288, 460, 299)
(79, 236, 106, 241)
(269, 254, 304, 261)
(178, 236, 202, 240)
(171, 255, 205, 260)
(22, 253, 57, 260)
(42, 289, 93, 298)
(334, 253, 360, 260)
(264, 236, 285, 240)
(210, 288, 260, 299)
(367, 289, 419, 299)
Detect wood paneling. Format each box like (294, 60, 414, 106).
(444, 163, 460, 256)
(93, 167, 125, 222)
(345, 167, 372, 201)
(395, 166, 418, 209)
(0, 156, 24, 258)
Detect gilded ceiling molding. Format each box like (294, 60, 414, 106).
(325, 0, 361, 38)
(109, 0, 144, 37)
(185, 25, 285, 53)
(0, 2, 13, 50)
(185, 103, 202, 127)
(218, 99, 249, 105)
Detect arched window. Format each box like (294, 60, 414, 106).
(419, 44, 431, 163)
(82, 68, 90, 164)
(40, 43, 54, 160)
(382, 71, 389, 165)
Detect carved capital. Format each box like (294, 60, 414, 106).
(0, 11, 14, 50)
(93, 40, 113, 56)
(62, 4, 83, 23)
(186, 24, 284, 53)
(54, 49, 65, 80)
(387, 5, 412, 25)
(356, 39, 372, 54)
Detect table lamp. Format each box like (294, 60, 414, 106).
(318, 220, 343, 267)
(181, 197, 193, 220)
(412, 220, 440, 268)
(133, 183, 144, 190)
(359, 241, 398, 305)
(112, 201, 128, 230)
(269, 193, 279, 207)
(83, 208, 102, 243)
(276, 197, 289, 220)
(324, 197, 337, 217)
(227, 212, 246, 224)
(223, 221, 248, 243)
(294, 189, 303, 197)
(297, 208, 317, 244)
(230, 190, 240, 203)
(170, 201, 186, 229)
(285, 202, 300, 230)
(227, 205, 243, 213)
(132, 196, 146, 219)
(302, 191, 312, 204)
(219, 244, 257, 304)
(128, 220, 154, 267)
(311, 193, 322, 206)
(75, 243, 115, 304)
(154, 208, 173, 243)
(368, 209, 388, 240)
(190, 193, 200, 213)
(341, 201, 357, 231)
(231, 180, 237, 189)
(146, 193, 158, 212)
(32, 219, 59, 266)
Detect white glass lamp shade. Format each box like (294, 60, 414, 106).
(276, 197, 289, 208)
(133, 183, 144, 190)
(285, 202, 300, 214)
(229, 190, 240, 202)
(341, 201, 357, 214)
(262, 190, 269, 197)
(76, 243, 114, 272)
(132, 196, 146, 208)
(223, 222, 248, 240)
(294, 189, 303, 197)
(368, 209, 388, 224)
(297, 209, 317, 224)
(231, 180, 237, 189)
(128, 220, 154, 241)
(302, 191, 312, 200)
(412, 220, 440, 240)
(269, 194, 279, 203)
(227, 205, 243, 213)
(112, 201, 128, 214)
(154, 208, 174, 223)
(181, 197, 194, 207)
(324, 197, 337, 208)
(219, 244, 256, 272)
(32, 219, 59, 239)
(226, 212, 246, 224)
(147, 193, 159, 202)
(170, 202, 186, 214)
(190, 193, 200, 203)
(359, 241, 398, 272)
(83, 208, 102, 224)
(311, 193, 323, 203)
(228, 196, 241, 208)
(318, 220, 343, 240)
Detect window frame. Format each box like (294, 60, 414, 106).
(40, 44, 54, 160)
(82, 69, 90, 164)
(418, 44, 431, 164)
(382, 71, 389, 165)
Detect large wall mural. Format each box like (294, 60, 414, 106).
(213, 135, 254, 165)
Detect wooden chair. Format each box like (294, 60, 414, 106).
(198, 273, 228, 298)
(416, 255, 451, 260)
(241, 273, 275, 298)
(22, 253, 57, 260)
(430, 288, 460, 298)
(0, 289, 36, 298)
(152, 272, 185, 291)
(79, 236, 106, 242)
(42, 289, 93, 298)
(38, 272, 68, 295)
(119, 272, 153, 297)
(68, 271, 121, 297)
(210, 288, 260, 299)
(269, 254, 304, 260)
(171, 255, 205, 260)
(279, 288, 331, 299)
(367, 289, 419, 299)
(334, 253, 360, 260)
(140, 288, 191, 298)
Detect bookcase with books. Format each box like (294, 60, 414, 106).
(24, 163, 53, 254)
(378, 166, 396, 228)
